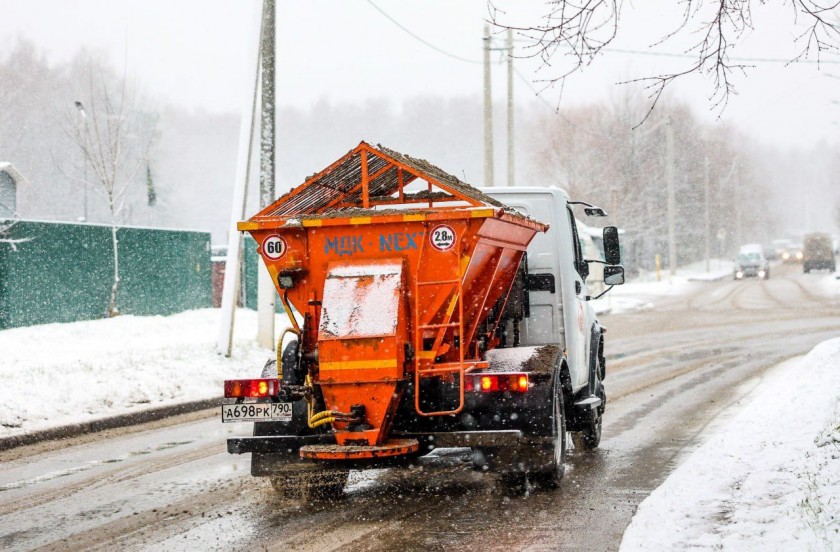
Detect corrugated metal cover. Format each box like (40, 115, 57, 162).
(256, 142, 505, 219)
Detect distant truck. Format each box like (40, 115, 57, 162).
(223, 143, 624, 499)
(803, 233, 836, 273)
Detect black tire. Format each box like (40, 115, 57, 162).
(260, 340, 301, 381)
(269, 464, 349, 502)
(571, 413, 602, 451)
(572, 351, 605, 452)
(532, 386, 567, 489)
(499, 376, 566, 494)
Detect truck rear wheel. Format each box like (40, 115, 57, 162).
(571, 416, 602, 451)
(572, 352, 605, 451)
(531, 386, 567, 489)
(572, 384, 604, 451)
(500, 379, 566, 494)
(269, 464, 349, 502)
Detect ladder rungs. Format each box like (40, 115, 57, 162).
(417, 279, 460, 286)
(419, 322, 459, 329)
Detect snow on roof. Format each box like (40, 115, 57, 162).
(254, 141, 508, 219)
(0, 162, 29, 187)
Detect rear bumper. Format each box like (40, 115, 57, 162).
(228, 429, 526, 455)
(227, 434, 331, 454)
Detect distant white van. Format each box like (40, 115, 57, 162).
(739, 243, 764, 255)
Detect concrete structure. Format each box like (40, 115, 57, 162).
(0, 163, 28, 219)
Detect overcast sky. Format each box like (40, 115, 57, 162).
(3, 0, 840, 149)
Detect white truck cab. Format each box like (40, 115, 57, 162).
(482, 186, 624, 396)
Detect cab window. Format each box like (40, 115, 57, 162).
(567, 208, 587, 279)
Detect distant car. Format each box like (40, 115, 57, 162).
(777, 240, 803, 264)
(734, 251, 770, 280)
(763, 245, 778, 261)
(772, 239, 793, 262)
(803, 233, 836, 273)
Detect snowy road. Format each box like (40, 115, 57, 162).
(2, 264, 839, 551)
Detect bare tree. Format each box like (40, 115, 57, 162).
(0, 218, 32, 251)
(492, 1, 840, 121)
(66, 68, 157, 317)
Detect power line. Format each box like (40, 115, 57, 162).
(364, 0, 482, 64)
(365, 0, 840, 67)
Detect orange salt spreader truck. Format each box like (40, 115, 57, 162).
(223, 142, 624, 498)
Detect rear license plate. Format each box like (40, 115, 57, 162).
(221, 402, 293, 423)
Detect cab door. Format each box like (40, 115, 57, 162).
(565, 208, 591, 390)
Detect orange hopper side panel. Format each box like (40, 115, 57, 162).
(245, 215, 539, 446)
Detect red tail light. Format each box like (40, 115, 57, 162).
(224, 378, 279, 398)
(465, 373, 529, 393)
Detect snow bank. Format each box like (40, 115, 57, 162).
(620, 339, 840, 551)
(0, 309, 284, 437)
(591, 259, 733, 314)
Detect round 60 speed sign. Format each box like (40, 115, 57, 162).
(429, 224, 456, 252)
(261, 235, 287, 260)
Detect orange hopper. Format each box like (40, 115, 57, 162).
(238, 142, 546, 460)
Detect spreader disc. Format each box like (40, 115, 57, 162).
(299, 438, 419, 460)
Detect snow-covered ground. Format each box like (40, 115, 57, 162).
(620, 338, 840, 551)
(592, 258, 734, 314)
(0, 309, 284, 438)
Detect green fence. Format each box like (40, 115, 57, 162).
(242, 234, 282, 312)
(0, 220, 212, 329)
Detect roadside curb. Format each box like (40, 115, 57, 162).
(686, 272, 731, 282)
(0, 398, 220, 452)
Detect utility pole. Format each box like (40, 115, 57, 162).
(217, 1, 264, 357)
(506, 28, 514, 187)
(704, 156, 710, 273)
(74, 101, 89, 222)
(483, 24, 494, 187)
(734, 167, 742, 247)
(257, 0, 276, 350)
(666, 116, 676, 277)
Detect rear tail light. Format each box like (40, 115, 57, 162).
(464, 373, 529, 393)
(224, 378, 279, 398)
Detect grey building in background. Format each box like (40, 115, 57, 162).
(0, 163, 28, 218)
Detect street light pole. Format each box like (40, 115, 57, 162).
(506, 28, 514, 187)
(666, 116, 676, 277)
(74, 100, 88, 222)
(483, 24, 494, 187)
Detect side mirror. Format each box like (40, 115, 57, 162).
(603, 226, 621, 265)
(604, 265, 625, 286)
